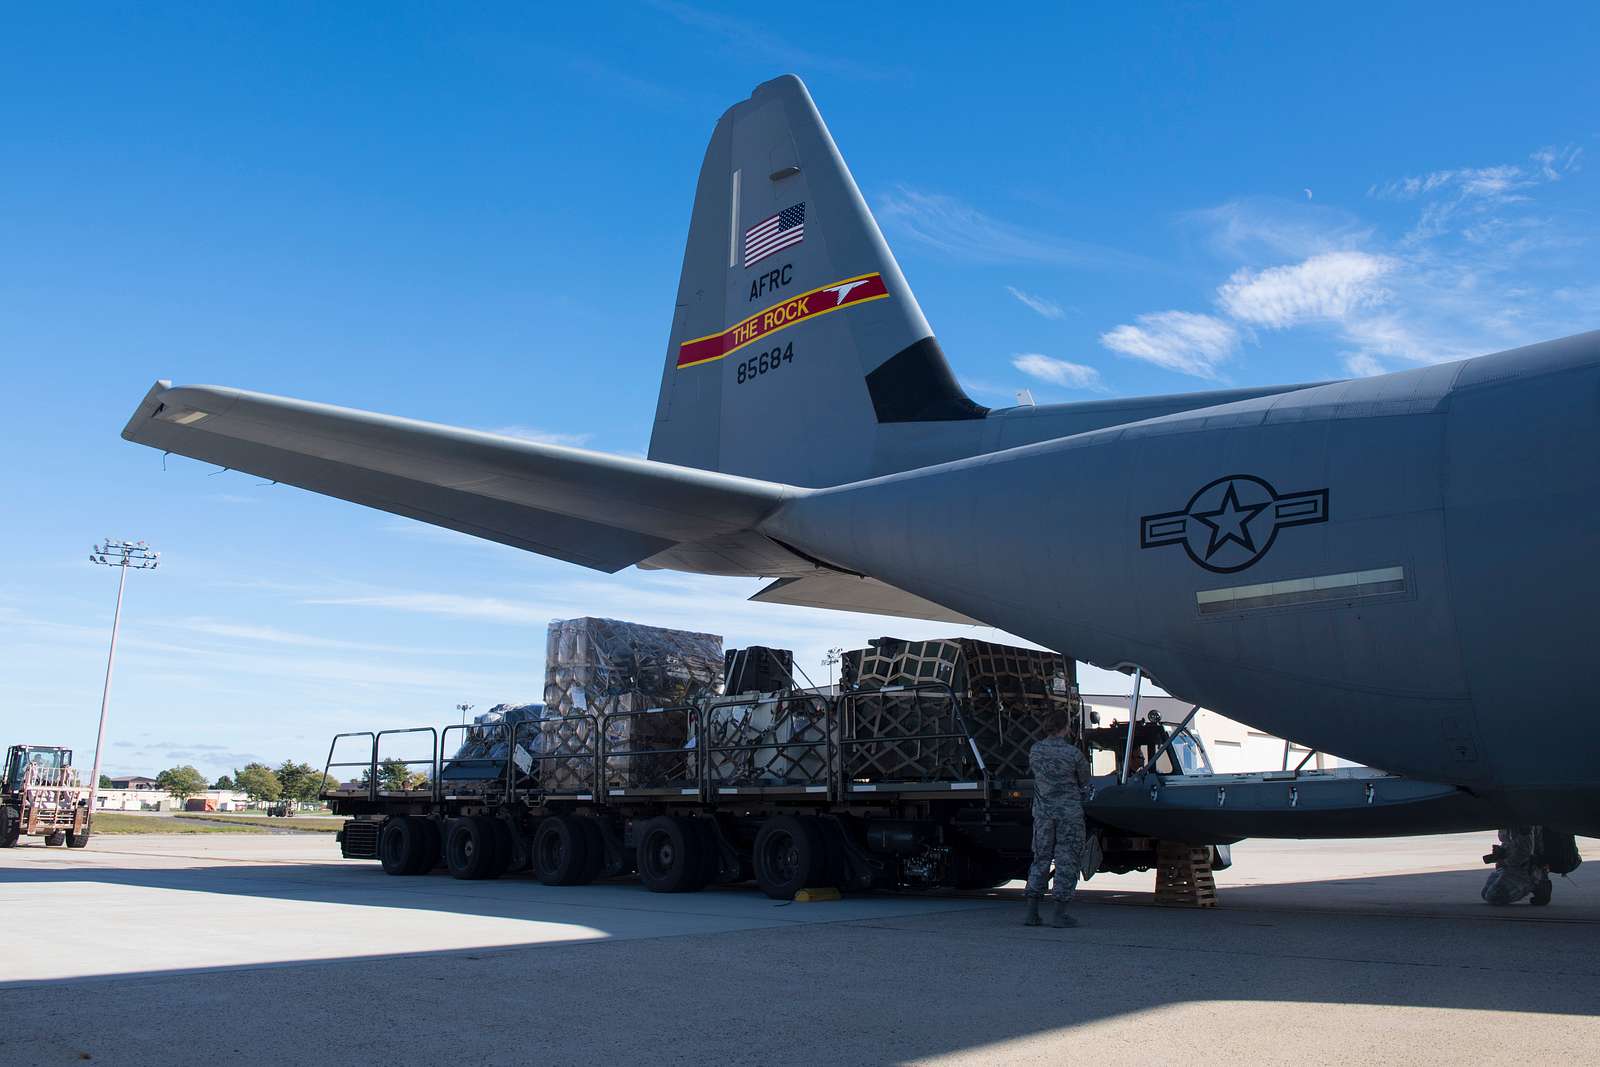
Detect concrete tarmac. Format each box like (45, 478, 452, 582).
(2, 831, 1596, 1065)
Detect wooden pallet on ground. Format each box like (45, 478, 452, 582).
(1154, 841, 1217, 907)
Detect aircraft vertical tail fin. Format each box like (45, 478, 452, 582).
(648, 75, 984, 488)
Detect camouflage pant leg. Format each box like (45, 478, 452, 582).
(1482, 866, 1533, 904)
(1482, 827, 1541, 904)
(1025, 815, 1085, 901)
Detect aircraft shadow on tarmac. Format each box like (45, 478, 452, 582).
(4, 860, 1596, 1039)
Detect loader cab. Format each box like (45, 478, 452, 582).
(1083, 716, 1211, 779)
(4, 746, 71, 794)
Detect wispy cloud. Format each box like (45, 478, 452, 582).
(644, 0, 898, 81)
(1371, 146, 1581, 202)
(1100, 312, 1239, 379)
(1110, 143, 1593, 379)
(567, 57, 701, 112)
(1006, 286, 1066, 320)
(490, 426, 594, 448)
(1184, 198, 1373, 261)
(877, 186, 1138, 268)
(168, 616, 522, 659)
(1011, 354, 1102, 390)
(1372, 146, 1583, 243)
(1218, 251, 1396, 329)
(306, 592, 552, 625)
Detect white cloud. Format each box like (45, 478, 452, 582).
(491, 426, 594, 448)
(1375, 164, 1531, 202)
(1006, 286, 1065, 319)
(877, 186, 1139, 267)
(1217, 251, 1396, 329)
(1342, 353, 1386, 377)
(167, 617, 520, 659)
(1337, 314, 1478, 366)
(1372, 147, 1583, 243)
(1184, 198, 1373, 261)
(306, 592, 552, 624)
(1099, 311, 1239, 379)
(1531, 144, 1583, 181)
(1011, 353, 1101, 389)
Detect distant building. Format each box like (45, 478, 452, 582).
(1080, 693, 1360, 775)
(106, 775, 159, 790)
(91, 786, 253, 812)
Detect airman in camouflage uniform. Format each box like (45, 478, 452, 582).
(1482, 826, 1553, 906)
(1025, 714, 1092, 928)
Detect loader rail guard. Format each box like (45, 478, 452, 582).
(840, 682, 991, 801)
(508, 713, 602, 803)
(321, 731, 377, 801)
(700, 691, 837, 802)
(600, 705, 700, 799)
(439, 721, 513, 800)
(374, 727, 439, 803)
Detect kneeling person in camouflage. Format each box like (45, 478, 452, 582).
(1025, 708, 1092, 928)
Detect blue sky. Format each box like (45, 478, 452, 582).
(3, 3, 1596, 780)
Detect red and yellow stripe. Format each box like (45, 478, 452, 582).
(676, 272, 890, 369)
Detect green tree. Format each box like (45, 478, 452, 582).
(358, 758, 419, 792)
(213, 774, 234, 790)
(275, 764, 318, 806)
(233, 763, 282, 802)
(155, 765, 207, 802)
(274, 761, 328, 805)
(298, 769, 334, 802)
(98, 774, 112, 789)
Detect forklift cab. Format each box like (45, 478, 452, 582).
(4, 746, 71, 793)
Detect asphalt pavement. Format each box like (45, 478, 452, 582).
(1, 831, 1595, 1065)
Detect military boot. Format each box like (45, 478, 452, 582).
(1023, 897, 1042, 926)
(1051, 900, 1078, 928)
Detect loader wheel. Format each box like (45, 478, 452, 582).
(594, 817, 634, 878)
(954, 850, 1021, 890)
(408, 818, 440, 874)
(379, 816, 429, 876)
(45, 832, 66, 847)
(66, 831, 91, 849)
(487, 817, 514, 877)
(636, 816, 708, 893)
(445, 817, 498, 880)
(0, 807, 19, 848)
(752, 815, 830, 900)
(693, 817, 734, 885)
(533, 814, 591, 885)
(575, 816, 606, 884)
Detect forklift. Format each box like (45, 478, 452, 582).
(1, 745, 90, 848)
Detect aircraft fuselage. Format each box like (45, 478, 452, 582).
(765, 332, 1600, 831)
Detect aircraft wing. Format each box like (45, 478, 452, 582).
(749, 573, 982, 625)
(121, 381, 799, 574)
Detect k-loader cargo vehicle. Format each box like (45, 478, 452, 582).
(322, 638, 1238, 898)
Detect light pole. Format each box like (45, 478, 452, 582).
(87, 540, 159, 829)
(457, 703, 475, 726)
(822, 648, 843, 690)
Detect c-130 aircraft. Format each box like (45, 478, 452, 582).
(125, 75, 1598, 837)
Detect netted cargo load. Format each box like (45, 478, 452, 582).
(842, 637, 1077, 782)
(542, 617, 724, 790)
(699, 692, 834, 787)
(442, 703, 542, 790)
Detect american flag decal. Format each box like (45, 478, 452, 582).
(744, 203, 805, 267)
